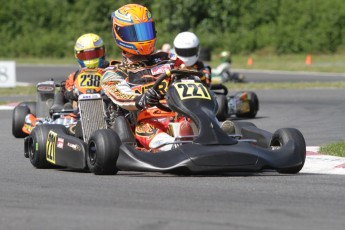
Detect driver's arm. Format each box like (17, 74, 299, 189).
(102, 69, 140, 111)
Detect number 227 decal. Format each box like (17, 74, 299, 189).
(174, 82, 211, 100)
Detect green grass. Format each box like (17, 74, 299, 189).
(320, 142, 345, 157)
(0, 86, 36, 95)
(211, 53, 345, 73)
(5, 53, 345, 73)
(223, 81, 345, 90)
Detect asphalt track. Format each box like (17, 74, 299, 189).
(1, 65, 345, 230)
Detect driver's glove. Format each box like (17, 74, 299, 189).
(135, 88, 161, 110)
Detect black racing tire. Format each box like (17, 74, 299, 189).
(18, 101, 36, 116)
(12, 105, 30, 138)
(270, 128, 306, 174)
(87, 129, 121, 175)
(236, 91, 259, 118)
(216, 94, 228, 121)
(28, 125, 52, 168)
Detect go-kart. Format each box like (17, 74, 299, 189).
(11, 80, 75, 138)
(211, 83, 259, 121)
(211, 61, 245, 83)
(24, 69, 306, 175)
(12, 68, 104, 138)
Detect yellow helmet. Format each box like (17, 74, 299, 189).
(74, 33, 106, 68)
(111, 4, 156, 56)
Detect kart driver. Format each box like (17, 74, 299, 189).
(101, 3, 190, 151)
(22, 33, 109, 135)
(173, 31, 235, 134)
(64, 33, 109, 107)
(173, 31, 211, 87)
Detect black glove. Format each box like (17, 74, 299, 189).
(135, 88, 161, 110)
(65, 90, 78, 101)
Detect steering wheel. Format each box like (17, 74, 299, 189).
(152, 69, 205, 112)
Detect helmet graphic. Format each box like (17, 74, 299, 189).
(74, 33, 106, 68)
(111, 4, 156, 56)
(173, 32, 200, 66)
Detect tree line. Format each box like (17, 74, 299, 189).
(1, 0, 345, 59)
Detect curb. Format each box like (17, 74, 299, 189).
(303, 146, 345, 175)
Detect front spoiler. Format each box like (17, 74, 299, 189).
(116, 141, 304, 174)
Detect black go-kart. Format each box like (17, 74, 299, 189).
(12, 80, 74, 138)
(24, 69, 306, 175)
(211, 83, 259, 121)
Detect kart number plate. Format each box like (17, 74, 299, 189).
(76, 73, 102, 88)
(174, 82, 211, 100)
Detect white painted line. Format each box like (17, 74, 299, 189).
(0, 105, 16, 110)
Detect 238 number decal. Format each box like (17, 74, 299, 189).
(79, 74, 101, 87)
(175, 82, 211, 100)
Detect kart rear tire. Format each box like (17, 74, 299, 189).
(216, 94, 228, 121)
(12, 105, 30, 138)
(20, 101, 37, 116)
(236, 91, 259, 118)
(28, 124, 59, 169)
(270, 128, 306, 174)
(87, 129, 121, 175)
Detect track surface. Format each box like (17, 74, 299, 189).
(1, 66, 345, 230)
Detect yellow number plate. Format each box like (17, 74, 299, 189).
(174, 82, 211, 100)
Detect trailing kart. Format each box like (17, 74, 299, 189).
(211, 61, 245, 83)
(12, 80, 71, 138)
(24, 69, 306, 175)
(12, 68, 104, 138)
(211, 84, 259, 121)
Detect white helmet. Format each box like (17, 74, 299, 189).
(173, 32, 200, 66)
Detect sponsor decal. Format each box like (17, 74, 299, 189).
(67, 142, 82, 151)
(46, 131, 57, 164)
(116, 40, 136, 50)
(151, 64, 171, 76)
(57, 138, 64, 149)
(78, 93, 101, 100)
(37, 85, 55, 92)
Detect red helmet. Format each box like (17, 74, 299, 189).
(112, 4, 156, 56)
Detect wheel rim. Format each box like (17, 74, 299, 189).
(270, 139, 282, 150)
(88, 141, 97, 166)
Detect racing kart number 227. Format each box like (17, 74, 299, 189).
(24, 69, 306, 175)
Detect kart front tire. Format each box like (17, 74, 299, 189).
(12, 105, 30, 138)
(270, 128, 306, 174)
(28, 125, 54, 168)
(87, 129, 121, 175)
(20, 101, 36, 116)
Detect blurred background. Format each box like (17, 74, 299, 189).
(1, 0, 345, 71)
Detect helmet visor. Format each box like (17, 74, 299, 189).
(76, 47, 105, 61)
(175, 46, 199, 57)
(116, 22, 156, 42)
